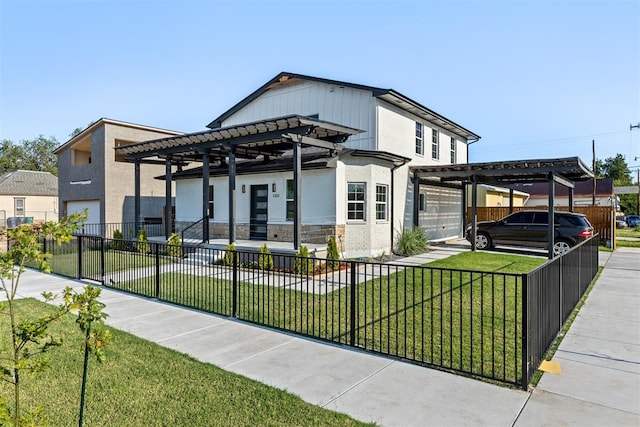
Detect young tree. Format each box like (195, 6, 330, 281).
(596, 154, 636, 214)
(0, 213, 111, 425)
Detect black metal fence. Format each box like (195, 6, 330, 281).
(30, 234, 599, 389)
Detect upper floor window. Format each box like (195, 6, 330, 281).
(347, 182, 366, 221)
(375, 184, 388, 221)
(415, 122, 424, 155)
(431, 129, 439, 160)
(208, 185, 214, 219)
(450, 136, 456, 163)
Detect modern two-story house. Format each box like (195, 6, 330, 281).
(54, 118, 182, 235)
(114, 72, 481, 258)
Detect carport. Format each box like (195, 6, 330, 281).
(411, 157, 594, 259)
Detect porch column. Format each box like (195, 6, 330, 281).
(165, 156, 172, 239)
(134, 160, 141, 235)
(293, 142, 301, 250)
(413, 172, 420, 228)
(228, 149, 236, 244)
(548, 174, 555, 259)
(202, 150, 210, 242)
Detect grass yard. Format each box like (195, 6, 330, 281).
(616, 226, 640, 247)
(0, 299, 370, 426)
(111, 251, 545, 385)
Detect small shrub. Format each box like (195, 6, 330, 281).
(327, 236, 340, 270)
(223, 243, 236, 266)
(112, 229, 125, 250)
(137, 228, 149, 254)
(394, 227, 428, 256)
(167, 233, 181, 258)
(293, 245, 313, 274)
(258, 243, 274, 270)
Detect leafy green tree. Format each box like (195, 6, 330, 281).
(596, 154, 636, 214)
(0, 136, 58, 175)
(0, 213, 111, 425)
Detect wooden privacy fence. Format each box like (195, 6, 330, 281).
(466, 206, 615, 243)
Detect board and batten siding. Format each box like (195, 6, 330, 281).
(175, 169, 336, 226)
(220, 79, 376, 151)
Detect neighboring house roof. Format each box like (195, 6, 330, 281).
(206, 71, 481, 141)
(0, 170, 58, 196)
(510, 178, 614, 198)
(52, 118, 183, 155)
(478, 184, 530, 197)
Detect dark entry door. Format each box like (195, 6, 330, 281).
(250, 185, 268, 240)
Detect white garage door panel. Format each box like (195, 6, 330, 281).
(419, 186, 463, 241)
(67, 201, 101, 235)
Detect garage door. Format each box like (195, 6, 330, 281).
(67, 200, 101, 235)
(418, 185, 463, 241)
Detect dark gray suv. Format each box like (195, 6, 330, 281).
(466, 210, 594, 256)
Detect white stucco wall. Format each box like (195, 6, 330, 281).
(175, 169, 336, 225)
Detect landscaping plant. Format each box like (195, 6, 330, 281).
(394, 227, 428, 256)
(136, 228, 149, 255)
(223, 243, 236, 266)
(293, 245, 313, 275)
(257, 244, 274, 270)
(327, 236, 340, 270)
(167, 233, 182, 258)
(0, 213, 112, 426)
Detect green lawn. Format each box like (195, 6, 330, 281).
(109, 252, 545, 385)
(0, 299, 370, 426)
(617, 227, 640, 238)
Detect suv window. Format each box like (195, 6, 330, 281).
(504, 212, 537, 224)
(532, 212, 548, 224)
(557, 214, 587, 226)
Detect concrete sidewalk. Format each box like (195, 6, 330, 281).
(13, 247, 640, 426)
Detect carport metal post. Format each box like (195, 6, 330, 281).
(471, 176, 478, 251)
(165, 156, 173, 239)
(293, 142, 301, 250)
(202, 150, 210, 242)
(134, 160, 141, 235)
(413, 172, 420, 228)
(548, 173, 555, 259)
(228, 149, 236, 244)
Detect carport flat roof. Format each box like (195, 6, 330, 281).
(412, 157, 593, 184)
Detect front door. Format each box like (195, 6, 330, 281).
(250, 185, 268, 240)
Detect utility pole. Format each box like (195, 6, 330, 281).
(592, 139, 596, 206)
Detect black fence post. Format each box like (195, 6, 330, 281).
(232, 251, 238, 318)
(77, 235, 83, 280)
(521, 273, 529, 390)
(100, 237, 105, 285)
(155, 243, 161, 299)
(349, 261, 357, 347)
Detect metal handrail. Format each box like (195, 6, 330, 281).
(180, 217, 208, 243)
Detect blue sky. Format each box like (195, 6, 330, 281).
(1, 0, 638, 167)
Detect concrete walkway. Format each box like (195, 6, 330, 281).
(13, 246, 640, 426)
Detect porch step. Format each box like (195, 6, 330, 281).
(182, 247, 223, 266)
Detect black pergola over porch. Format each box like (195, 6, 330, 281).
(411, 157, 594, 259)
(114, 115, 362, 250)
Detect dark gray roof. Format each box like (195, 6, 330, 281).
(206, 72, 481, 141)
(0, 170, 58, 196)
(510, 177, 614, 197)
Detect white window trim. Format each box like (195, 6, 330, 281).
(347, 182, 366, 221)
(208, 185, 214, 219)
(375, 184, 388, 222)
(286, 179, 294, 222)
(415, 122, 424, 156)
(450, 136, 456, 164)
(432, 128, 439, 160)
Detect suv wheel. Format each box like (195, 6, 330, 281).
(475, 233, 492, 250)
(553, 240, 572, 256)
